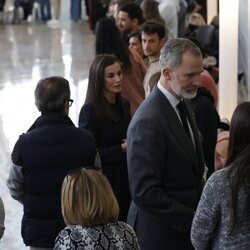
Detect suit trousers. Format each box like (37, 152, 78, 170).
(134, 209, 194, 250)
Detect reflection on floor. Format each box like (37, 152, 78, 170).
(0, 18, 95, 249)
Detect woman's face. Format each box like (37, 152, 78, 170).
(129, 36, 144, 57)
(103, 62, 123, 96)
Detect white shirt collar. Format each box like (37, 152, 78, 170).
(157, 82, 196, 148)
(157, 82, 180, 110)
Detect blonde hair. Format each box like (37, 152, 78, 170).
(61, 168, 119, 226)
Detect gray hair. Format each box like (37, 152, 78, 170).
(35, 76, 70, 113)
(159, 38, 202, 69)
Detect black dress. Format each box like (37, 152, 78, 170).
(78, 99, 131, 221)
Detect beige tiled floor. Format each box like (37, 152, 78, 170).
(0, 7, 95, 249)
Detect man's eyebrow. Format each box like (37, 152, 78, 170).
(185, 70, 204, 76)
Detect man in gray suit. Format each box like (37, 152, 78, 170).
(127, 38, 205, 250)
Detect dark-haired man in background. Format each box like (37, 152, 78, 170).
(140, 20, 166, 97)
(118, 2, 144, 45)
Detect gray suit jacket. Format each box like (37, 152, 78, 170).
(127, 86, 205, 250)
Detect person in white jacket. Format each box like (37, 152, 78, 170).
(157, 0, 180, 39)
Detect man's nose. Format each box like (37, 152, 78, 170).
(193, 74, 202, 86)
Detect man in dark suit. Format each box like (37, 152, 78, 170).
(127, 38, 205, 250)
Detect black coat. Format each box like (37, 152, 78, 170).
(127, 87, 205, 250)
(78, 99, 131, 221)
(12, 113, 96, 248)
(191, 87, 220, 178)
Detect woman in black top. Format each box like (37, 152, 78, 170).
(78, 54, 131, 221)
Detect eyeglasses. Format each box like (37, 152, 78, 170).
(66, 99, 74, 107)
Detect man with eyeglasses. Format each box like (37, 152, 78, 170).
(7, 76, 97, 250)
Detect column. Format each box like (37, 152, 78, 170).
(219, 0, 239, 120)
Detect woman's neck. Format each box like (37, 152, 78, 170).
(104, 92, 116, 104)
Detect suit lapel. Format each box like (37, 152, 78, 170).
(152, 88, 203, 177)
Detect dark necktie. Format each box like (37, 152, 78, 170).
(177, 101, 191, 139)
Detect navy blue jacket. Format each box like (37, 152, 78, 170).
(11, 113, 96, 248)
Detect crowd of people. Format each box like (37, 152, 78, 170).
(1, 0, 250, 250)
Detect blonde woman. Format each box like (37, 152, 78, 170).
(54, 168, 139, 249)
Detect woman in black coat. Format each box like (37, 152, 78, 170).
(78, 54, 131, 222)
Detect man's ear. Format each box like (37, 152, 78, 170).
(64, 101, 69, 115)
(160, 38, 166, 48)
(162, 67, 171, 80)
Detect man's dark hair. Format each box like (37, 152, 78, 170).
(140, 20, 165, 39)
(35, 76, 70, 113)
(119, 3, 144, 25)
(115, 0, 134, 9)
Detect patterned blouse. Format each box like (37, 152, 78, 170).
(54, 221, 140, 250)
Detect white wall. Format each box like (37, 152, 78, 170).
(238, 0, 249, 102)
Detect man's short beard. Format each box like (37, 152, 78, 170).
(171, 81, 197, 99)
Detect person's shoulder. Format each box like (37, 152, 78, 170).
(117, 221, 136, 233)
(206, 167, 231, 191)
(64, 224, 78, 230)
(144, 86, 165, 109)
(57, 225, 75, 237)
(14, 132, 26, 143)
(64, 224, 91, 234)
(131, 98, 157, 122)
(79, 103, 97, 123)
(61, 225, 88, 239)
(69, 121, 96, 144)
(80, 102, 95, 113)
(133, 89, 162, 119)
(108, 221, 137, 239)
(208, 167, 228, 180)
(74, 126, 95, 139)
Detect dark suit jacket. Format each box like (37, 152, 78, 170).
(127, 86, 205, 250)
